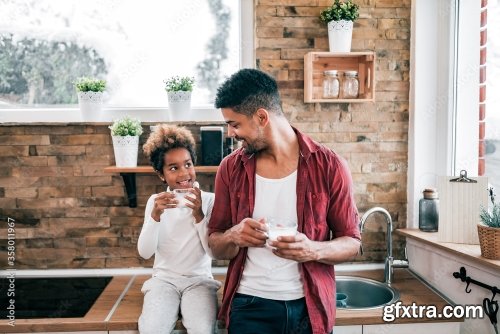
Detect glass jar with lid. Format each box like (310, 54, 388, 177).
(419, 188, 439, 232)
(342, 70, 359, 99)
(322, 70, 340, 99)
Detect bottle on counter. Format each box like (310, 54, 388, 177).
(419, 188, 439, 232)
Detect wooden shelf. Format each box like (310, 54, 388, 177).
(103, 165, 218, 208)
(304, 51, 375, 103)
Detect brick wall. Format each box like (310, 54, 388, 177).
(0, 0, 410, 268)
(0, 124, 224, 268)
(256, 0, 410, 261)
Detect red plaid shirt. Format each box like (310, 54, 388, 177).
(208, 127, 361, 334)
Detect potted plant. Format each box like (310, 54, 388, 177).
(164, 76, 195, 121)
(319, 0, 360, 52)
(109, 116, 143, 168)
(478, 202, 500, 260)
(75, 77, 106, 120)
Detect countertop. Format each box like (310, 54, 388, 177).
(335, 269, 461, 326)
(0, 269, 461, 333)
(396, 228, 500, 271)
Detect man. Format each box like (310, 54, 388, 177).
(208, 69, 361, 334)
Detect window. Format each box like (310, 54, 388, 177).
(485, 0, 500, 195)
(408, 0, 480, 227)
(0, 0, 249, 109)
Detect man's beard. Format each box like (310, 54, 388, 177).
(237, 137, 266, 155)
(244, 142, 259, 155)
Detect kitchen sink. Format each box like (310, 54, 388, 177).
(336, 276, 400, 310)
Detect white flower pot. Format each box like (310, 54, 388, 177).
(167, 91, 192, 121)
(78, 91, 103, 121)
(327, 20, 353, 52)
(111, 135, 139, 167)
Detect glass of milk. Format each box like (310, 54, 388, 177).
(171, 182, 198, 208)
(266, 217, 298, 241)
(173, 189, 194, 208)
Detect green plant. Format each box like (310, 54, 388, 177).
(74, 77, 106, 92)
(319, 0, 359, 23)
(109, 116, 143, 137)
(164, 76, 195, 92)
(480, 203, 500, 228)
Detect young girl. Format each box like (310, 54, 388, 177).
(138, 125, 220, 334)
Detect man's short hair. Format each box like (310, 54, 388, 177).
(214, 69, 283, 116)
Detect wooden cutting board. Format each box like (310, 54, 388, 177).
(437, 172, 488, 244)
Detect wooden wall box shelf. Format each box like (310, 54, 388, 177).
(304, 51, 375, 103)
(103, 166, 218, 208)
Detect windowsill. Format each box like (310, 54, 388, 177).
(396, 228, 500, 271)
(0, 107, 224, 124)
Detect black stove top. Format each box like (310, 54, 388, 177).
(0, 276, 112, 319)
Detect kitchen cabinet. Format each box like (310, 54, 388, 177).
(397, 229, 500, 334)
(333, 322, 460, 334)
(304, 51, 375, 103)
(333, 325, 362, 334)
(363, 322, 460, 333)
(15, 332, 109, 334)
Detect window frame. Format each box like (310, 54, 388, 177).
(0, 0, 255, 123)
(407, 0, 480, 228)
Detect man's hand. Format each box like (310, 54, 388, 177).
(229, 218, 268, 248)
(268, 233, 319, 263)
(208, 217, 269, 260)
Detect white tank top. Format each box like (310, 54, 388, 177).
(237, 170, 304, 300)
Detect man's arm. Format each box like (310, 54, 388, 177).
(268, 234, 360, 265)
(314, 236, 361, 264)
(207, 156, 236, 259)
(208, 231, 240, 260)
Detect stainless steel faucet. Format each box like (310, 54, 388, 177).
(360, 207, 409, 285)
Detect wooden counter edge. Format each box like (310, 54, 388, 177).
(0, 276, 130, 333)
(0, 270, 464, 331)
(396, 228, 500, 271)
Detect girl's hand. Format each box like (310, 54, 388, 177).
(185, 187, 204, 223)
(151, 192, 178, 222)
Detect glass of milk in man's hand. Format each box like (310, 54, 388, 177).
(266, 217, 298, 241)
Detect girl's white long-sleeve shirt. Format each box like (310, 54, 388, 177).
(137, 190, 215, 279)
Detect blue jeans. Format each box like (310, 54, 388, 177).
(228, 293, 312, 334)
